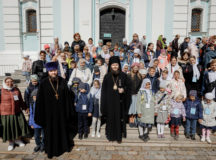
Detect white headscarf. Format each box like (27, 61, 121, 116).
(140, 78, 151, 90)
(192, 64, 200, 80)
(2, 77, 14, 91)
(140, 78, 152, 103)
(90, 79, 101, 99)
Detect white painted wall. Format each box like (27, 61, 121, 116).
(133, 0, 147, 39)
(60, 0, 74, 44)
(208, 0, 216, 36)
(151, 0, 166, 44)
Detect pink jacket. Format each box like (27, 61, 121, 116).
(158, 55, 169, 70)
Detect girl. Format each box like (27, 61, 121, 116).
(131, 48, 141, 64)
(178, 51, 190, 78)
(155, 82, 171, 138)
(22, 55, 32, 83)
(158, 49, 169, 70)
(122, 63, 130, 74)
(149, 58, 162, 78)
(139, 69, 148, 80)
(169, 70, 187, 100)
(170, 94, 186, 140)
(200, 93, 216, 143)
(166, 56, 183, 80)
(128, 63, 142, 127)
(136, 79, 155, 142)
(90, 79, 102, 138)
(144, 43, 155, 68)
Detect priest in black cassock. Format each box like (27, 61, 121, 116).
(101, 56, 131, 143)
(35, 62, 75, 159)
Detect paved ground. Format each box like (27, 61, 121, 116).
(0, 142, 216, 160)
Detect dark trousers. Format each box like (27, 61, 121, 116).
(34, 128, 44, 147)
(186, 119, 197, 135)
(78, 113, 88, 134)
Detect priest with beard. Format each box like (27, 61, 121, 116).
(35, 62, 75, 158)
(101, 56, 131, 143)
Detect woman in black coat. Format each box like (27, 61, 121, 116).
(184, 56, 203, 97)
(71, 33, 86, 53)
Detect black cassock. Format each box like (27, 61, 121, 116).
(35, 77, 75, 158)
(101, 72, 131, 142)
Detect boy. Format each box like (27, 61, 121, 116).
(146, 67, 160, 94)
(184, 90, 203, 140)
(75, 83, 93, 139)
(29, 89, 44, 152)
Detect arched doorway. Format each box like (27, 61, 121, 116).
(100, 7, 125, 46)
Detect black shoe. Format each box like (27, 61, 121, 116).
(34, 145, 40, 152)
(143, 134, 150, 142)
(139, 135, 144, 140)
(185, 134, 190, 139)
(79, 134, 83, 140)
(170, 133, 175, 137)
(84, 133, 88, 139)
(117, 140, 122, 144)
(40, 145, 45, 152)
(191, 135, 196, 140)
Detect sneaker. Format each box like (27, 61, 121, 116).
(185, 134, 190, 139)
(96, 132, 101, 138)
(206, 137, 212, 144)
(33, 145, 40, 152)
(91, 132, 95, 138)
(139, 135, 144, 140)
(8, 142, 14, 151)
(191, 135, 196, 140)
(15, 140, 25, 147)
(201, 136, 205, 142)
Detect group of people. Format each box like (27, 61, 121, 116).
(1, 32, 216, 158)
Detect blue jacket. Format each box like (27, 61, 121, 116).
(184, 99, 203, 120)
(75, 92, 92, 113)
(146, 75, 160, 94)
(29, 102, 42, 128)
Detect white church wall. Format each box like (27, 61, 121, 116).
(208, 0, 216, 36)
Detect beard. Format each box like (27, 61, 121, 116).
(111, 69, 120, 75)
(49, 75, 58, 82)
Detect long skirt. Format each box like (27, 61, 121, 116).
(1, 112, 30, 142)
(128, 95, 137, 115)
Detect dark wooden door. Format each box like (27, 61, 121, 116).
(100, 8, 125, 46)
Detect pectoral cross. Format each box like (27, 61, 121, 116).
(55, 93, 59, 100)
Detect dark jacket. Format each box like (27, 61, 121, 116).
(184, 99, 203, 120)
(75, 92, 92, 114)
(24, 82, 39, 108)
(32, 60, 47, 80)
(71, 40, 86, 53)
(128, 74, 142, 95)
(180, 41, 188, 56)
(203, 49, 216, 69)
(171, 38, 179, 53)
(203, 70, 216, 99)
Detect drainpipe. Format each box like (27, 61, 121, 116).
(186, 0, 190, 37)
(38, 0, 41, 52)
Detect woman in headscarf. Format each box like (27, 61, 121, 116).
(156, 35, 165, 58)
(0, 77, 30, 151)
(129, 33, 144, 57)
(68, 58, 92, 87)
(101, 56, 131, 143)
(166, 56, 183, 80)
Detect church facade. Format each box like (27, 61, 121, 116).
(0, 0, 215, 70)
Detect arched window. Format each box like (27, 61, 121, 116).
(191, 8, 202, 32)
(26, 9, 37, 33)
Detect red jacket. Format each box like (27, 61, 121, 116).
(0, 88, 26, 115)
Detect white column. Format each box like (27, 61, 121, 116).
(208, 0, 216, 36)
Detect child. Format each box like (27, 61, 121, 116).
(200, 93, 216, 143)
(66, 52, 74, 69)
(68, 61, 76, 78)
(170, 94, 186, 140)
(155, 82, 171, 138)
(114, 44, 120, 56)
(89, 79, 102, 138)
(24, 75, 39, 110)
(71, 77, 81, 102)
(122, 63, 130, 74)
(92, 66, 100, 81)
(184, 90, 203, 140)
(146, 67, 160, 94)
(158, 49, 169, 70)
(149, 58, 161, 78)
(96, 39, 103, 55)
(139, 69, 147, 80)
(131, 48, 141, 64)
(85, 52, 94, 72)
(22, 55, 32, 83)
(136, 79, 155, 142)
(75, 83, 92, 139)
(29, 89, 44, 152)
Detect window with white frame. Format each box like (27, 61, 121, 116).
(26, 9, 37, 33)
(191, 8, 202, 32)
